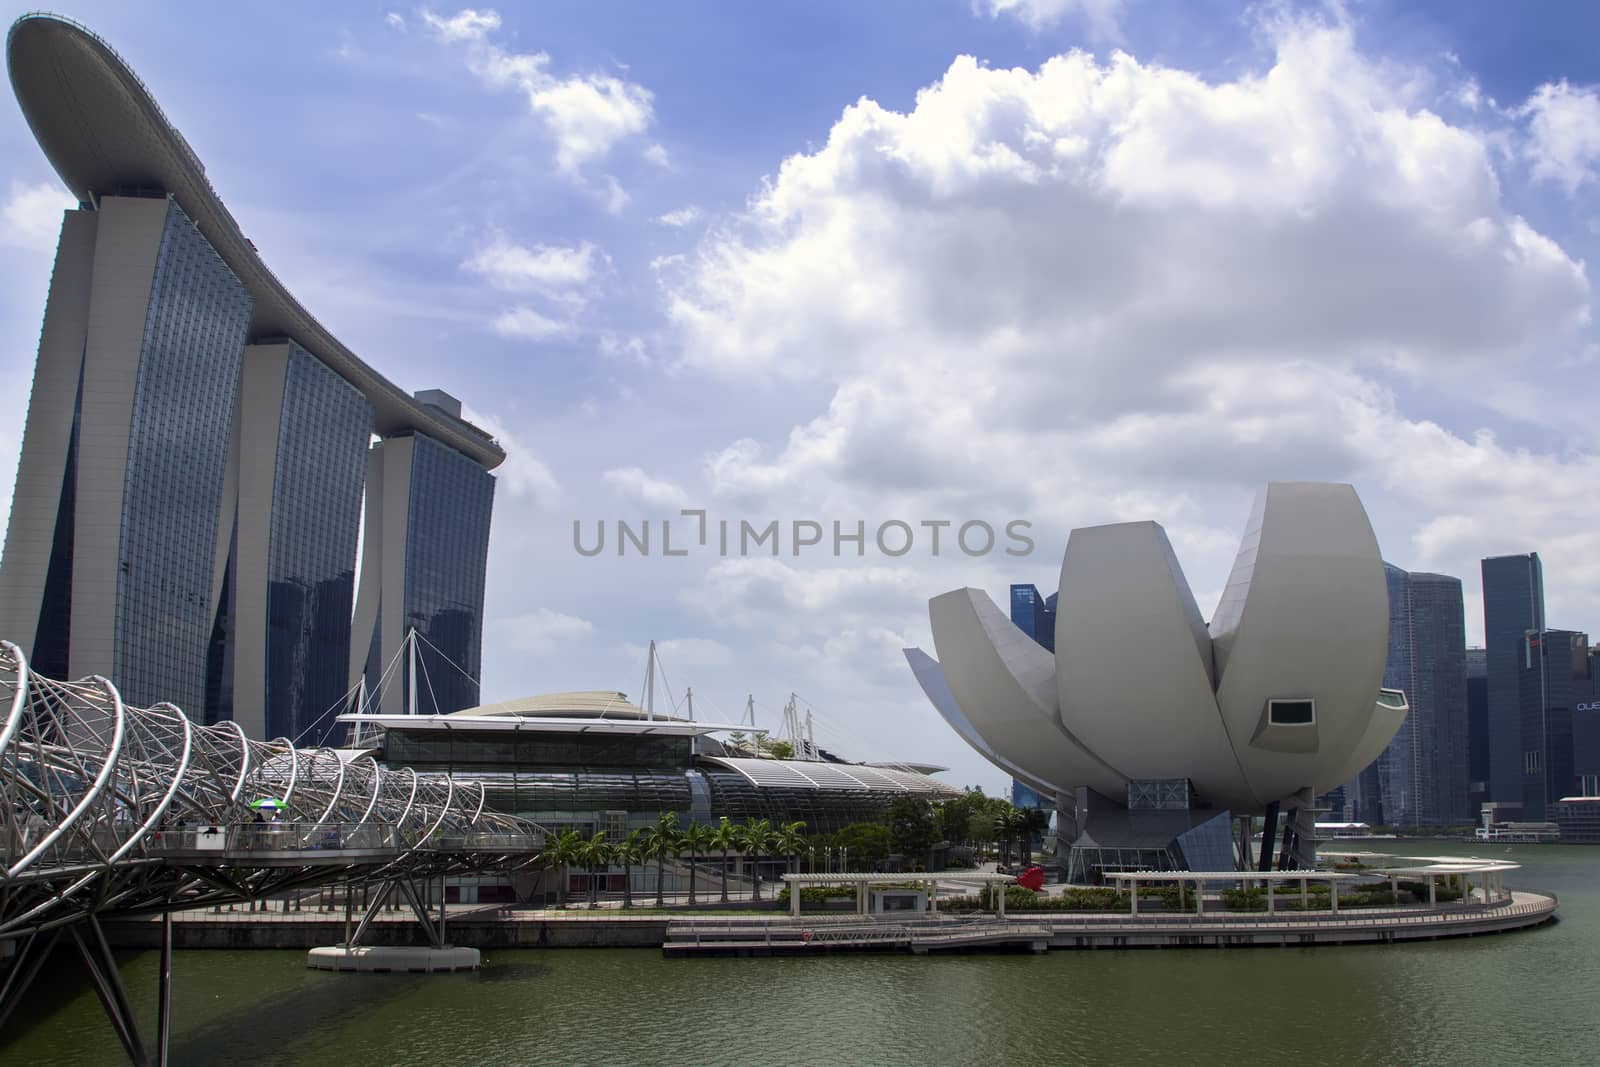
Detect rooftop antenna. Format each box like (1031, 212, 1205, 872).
(685, 686, 694, 722)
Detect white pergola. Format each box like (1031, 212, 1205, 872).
(1321, 851, 1521, 907)
(1105, 870, 1363, 915)
(780, 871, 1017, 918)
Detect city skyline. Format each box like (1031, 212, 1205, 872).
(4, 3, 1600, 791)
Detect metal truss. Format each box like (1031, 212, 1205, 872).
(0, 638, 542, 937)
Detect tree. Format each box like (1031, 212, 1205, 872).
(775, 820, 808, 875)
(1007, 807, 1032, 865)
(710, 818, 740, 904)
(541, 829, 584, 907)
(737, 818, 780, 901)
(642, 811, 681, 909)
(833, 822, 891, 871)
(680, 821, 714, 906)
(617, 828, 649, 909)
(991, 804, 1020, 865)
(763, 739, 795, 759)
(577, 832, 613, 908)
(888, 798, 937, 869)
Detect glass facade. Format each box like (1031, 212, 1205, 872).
(1009, 583, 1055, 652)
(1482, 554, 1544, 806)
(1516, 629, 1593, 819)
(403, 434, 495, 714)
(114, 199, 253, 712)
(1374, 564, 1468, 826)
(1011, 779, 1051, 809)
(378, 727, 921, 834)
(1466, 647, 1489, 812)
(263, 343, 373, 743)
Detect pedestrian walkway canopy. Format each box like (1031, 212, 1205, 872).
(780, 871, 1016, 917)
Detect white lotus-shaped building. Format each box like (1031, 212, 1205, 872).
(907, 482, 1407, 871)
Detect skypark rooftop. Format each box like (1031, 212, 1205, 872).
(6, 13, 504, 468)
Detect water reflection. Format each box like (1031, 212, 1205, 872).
(2, 843, 1594, 1066)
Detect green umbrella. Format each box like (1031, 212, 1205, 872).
(249, 798, 287, 814)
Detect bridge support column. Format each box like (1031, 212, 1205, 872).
(157, 911, 173, 1067)
(0, 929, 62, 1034)
(71, 916, 149, 1066)
(1258, 802, 1280, 875)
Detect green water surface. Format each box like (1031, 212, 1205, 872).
(4, 841, 1594, 1066)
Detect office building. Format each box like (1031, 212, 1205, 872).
(1009, 583, 1056, 652)
(1374, 564, 1469, 826)
(1481, 554, 1544, 806)
(1009, 582, 1059, 808)
(1, 16, 504, 741)
(1515, 628, 1593, 819)
(1466, 647, 1489, 813)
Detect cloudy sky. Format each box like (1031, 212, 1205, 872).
(3, 1, 1600, 792)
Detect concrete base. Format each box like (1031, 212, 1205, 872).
(306, 945, 480, 973)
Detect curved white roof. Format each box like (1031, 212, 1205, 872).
(6, 14, 503, 469)
(448, 691, 669, 721)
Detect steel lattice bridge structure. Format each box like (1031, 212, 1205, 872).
(0, 641, 543, 1065)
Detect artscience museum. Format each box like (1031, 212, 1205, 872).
(906, 482, 1409, 882)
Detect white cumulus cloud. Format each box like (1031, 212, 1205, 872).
(976, 0, 1124, 37)
(661, 17, 1600, 646)
(465, 238, 599, 293)
(602, 466, 690, 508)
(490, 306, 573, 340)
(424, 7, 655, 174)
(1522, 80, 1600, 193)
(2, 181, 74, 253)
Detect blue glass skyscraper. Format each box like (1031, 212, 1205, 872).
(1481, 554, 1544, 806)
(1374, 563, 1468, 826)
(1009, 583, 1055, 651)
(351, 425, 496, 716)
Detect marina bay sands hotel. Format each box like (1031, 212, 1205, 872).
(0, 15, 501, 742)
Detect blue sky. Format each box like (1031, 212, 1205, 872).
(4, 1, 1600, 793)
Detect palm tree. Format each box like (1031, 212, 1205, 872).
(617, 828, 649, 909)
(776, 820, 808, 875)
(577, 832, 613, 908)
(1008, 808, 1033, 866)
(680, 821, 715, 906)
(710, 817, 740, 904)
(738, 818, 780, 901)
(541, 829, 584, 907)
(642, 811, 681, 909)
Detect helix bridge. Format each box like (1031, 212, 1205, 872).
(0, 640, 543, 1064)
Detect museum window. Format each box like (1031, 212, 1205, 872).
(1267, 699, 1315, 726)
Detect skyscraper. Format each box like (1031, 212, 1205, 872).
(351, 427, 496, 715)
(1373, 564, 1468, 826)
(1515, 628, 1592, 819)
(1481, 554, 1545, 806)
(1466, 647, 1489, 814)
(1009, 583, 1056, 651)
(1, 16, 505, 741)
(1008, 582, 1059, 806)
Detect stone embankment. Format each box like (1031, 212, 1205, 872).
(104, 890, 1557, 954)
